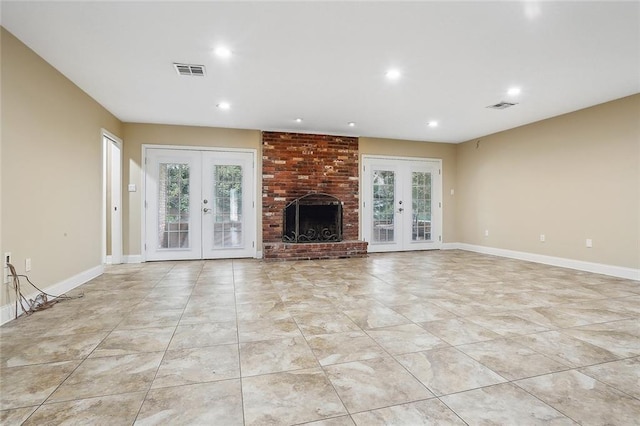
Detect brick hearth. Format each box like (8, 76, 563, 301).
(261, 131, 367, 260)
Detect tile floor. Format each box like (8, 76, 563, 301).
(1, 250, 639, 425)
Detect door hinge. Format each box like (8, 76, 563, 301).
(145, 201, 148, 209)
(439, 169, 441, 175)
(252, 241, 255, 248)
(144, 243, 147, 251)
(363, 201, 366, 208)
(439, 202, 442, 208)
(439, 235, 442, 242)
(363, 165, 366, 172)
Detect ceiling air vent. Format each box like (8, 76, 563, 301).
(173, 63, 206, 77)
(486, 101, 518, 110)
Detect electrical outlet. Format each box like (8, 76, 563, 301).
(4, 252, 11, 284)
(540, 234, 545, 242)
(586, 238, 593, 248)
(484, 229, 489, 237)
(25, 258, 32, 272)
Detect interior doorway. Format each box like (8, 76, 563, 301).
(102, 130, 123, 264)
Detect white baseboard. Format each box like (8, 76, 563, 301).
(451, 243, 639, 281)
(122, 255, 142, 264)
(441, 243, 459, 250)
(1, 264, 104, 325)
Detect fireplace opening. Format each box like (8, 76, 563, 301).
(283, 193, 343, 243)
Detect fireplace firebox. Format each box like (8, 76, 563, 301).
(283, 193, 343, 243)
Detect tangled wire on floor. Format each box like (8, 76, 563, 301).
(7, 263, 83, 320)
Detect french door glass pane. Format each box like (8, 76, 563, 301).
(158, 163, 190, 249)
(412, 171, 431, 241)
(372, 170, 395, 242)
(213, 165, 243, 248)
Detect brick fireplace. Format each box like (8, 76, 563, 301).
(262, 131, 368, 260)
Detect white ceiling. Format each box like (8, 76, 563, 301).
(2, 1, 638, 143)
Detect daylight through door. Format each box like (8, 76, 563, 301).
(362, 156, 442, 252)
(145, 148, 255, 261)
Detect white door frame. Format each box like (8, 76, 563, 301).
(102, 129, 123, 264)
(141, 144, 258, 262)
(361, 154, 443, 252)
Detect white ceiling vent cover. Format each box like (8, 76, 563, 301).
(486, 101, 518, 110)
(174, 63, 206, 77)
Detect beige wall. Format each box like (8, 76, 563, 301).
(456, 94, 640, 269)
(121, 123, 262, 256)
(359, 137, 458, 243)
(1, 28, 122, 306)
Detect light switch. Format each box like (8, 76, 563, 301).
(128, 184, 137, 192)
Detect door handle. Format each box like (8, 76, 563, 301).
(398, 208, 404, 212)
(203, 208, 211, 213)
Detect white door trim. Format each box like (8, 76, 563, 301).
(141, 144, 258, 262)
(102, 129, 123, 264)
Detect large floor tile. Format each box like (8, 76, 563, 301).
(396, 347, 505, 396)
(513, 330, 620, 367)
(293, 311, 361, 336)
(0, 361, 80, 410)
(365, 324, 448, 354)
(151, 344, 240, 388)
(516, 370, 640, 426)
(389, 301, 456, 323)
(324, 357, 433, 413)
(420, 317, 501, 346)
(90, 327, 175, 357)
(239, 336, 318, 376)
(561, 320, 640, 357)
(136, 379, 243, 425)
(466, 313, 550, 337)
(116, 309, 183, 330)
(23, 391, 145, 426)
(168, 321, 237, 349)
(579, 356, 640, 398)
(242, 368, 347, 425)
(301, 416, 356, 426)
(47, 353, 164, 403)
(179, 304, 237, 324)
(457, 338, 568, 380)
(238, 318, 303, 342)
(343, 305, 411, 329)
(441, 382, 575, 425)
(306, 331, 387, 366)
(0, 333, 107, 367)
(0, 406, 38, 425)
(351, 399, 465, 425)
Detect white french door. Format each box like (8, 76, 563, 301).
(145, 148, 255, 261)
(362, 156, 442, 253)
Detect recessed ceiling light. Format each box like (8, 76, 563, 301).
(385, 69, 401, 80)
(217, 102, 231, 110)
(295, 118, 303, 123)
(507, 87, 521, 96)
(427, 121, 438, 128)
(214, 46, 232, 58)
(348, 122, 356, 127)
